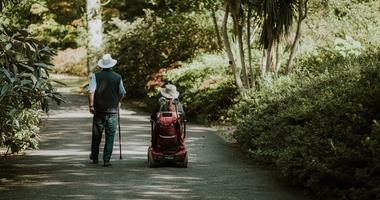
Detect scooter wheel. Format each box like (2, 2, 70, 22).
(148, 150, 158, 168)
(177, 153, 188, 168)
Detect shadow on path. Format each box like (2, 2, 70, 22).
(0, 93, 306, 200)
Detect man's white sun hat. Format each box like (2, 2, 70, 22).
(98, 54, 117, 68)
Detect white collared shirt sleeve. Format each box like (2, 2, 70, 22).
(88, 74, 96, 93)
(119, 79, 126, 96)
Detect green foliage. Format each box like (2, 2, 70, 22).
(0, 25, 63, 154)
(27, 1, 86, 48)
(0, 0, 34, 27)
(302, 0, 380, 54)
(1, 108, 41, 154)
(259, 0, 296, 49)
(44, 0, 86, 25)
(105, 10, 218, 97)
(334, 36, 363, 58)
(105, 0, 223, 20)
(162, 54, 238, 122)
(231, 51, 380, 199)
(0, 0, 86, 49)
(28, 15, 83, 49)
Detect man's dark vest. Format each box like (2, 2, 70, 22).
(94, 69, 122, 113)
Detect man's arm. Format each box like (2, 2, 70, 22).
(88, 92, 95, 114)
(88, 74, 96, 114)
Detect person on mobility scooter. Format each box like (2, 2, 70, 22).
(148, 84, 188, 168)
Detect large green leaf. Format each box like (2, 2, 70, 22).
(33, 62, 49, 69)
(0, 85, 10, 102)
(19, 73, 37, 85)
(18, 63, 35, 72)
(25, 42, 36, 52)
(0, 68, 14, 83)
(20, 79, 33, 86)
(5, 43, 12, 50)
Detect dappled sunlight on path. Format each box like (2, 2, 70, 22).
(0, 91, 306, 199)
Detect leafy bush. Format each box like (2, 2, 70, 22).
(1, 0, 86, 49)
(0, 25, 63, 155)
(302, 0, 380, 55)
(27, 1, 87, 49)
(231, 51, 380, 199)
(105, 10, 218, 97)
(28, 17, 83, 49)
(1, 108, 41, 154)
(162, 54, 238, 122)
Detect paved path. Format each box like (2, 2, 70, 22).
(0, 77, 306, 200)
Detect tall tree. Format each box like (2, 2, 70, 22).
(259, 0, 296, 75)
(246, 2, 256, 88)
(86, 0, 103, 74)
(221, 0, 262, 89)
(274, 41, 281, 74)
(285, 0, 308, 74)
(211, 6, 223, 50)
(260, 49, 267, 76)
(221, 0, 244, 89)
(231, 0, 250, 88)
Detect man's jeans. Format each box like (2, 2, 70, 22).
(91, 113, 117, 162)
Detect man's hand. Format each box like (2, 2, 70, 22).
(88, 92, 95, 114)
(89, 106, 95, 114)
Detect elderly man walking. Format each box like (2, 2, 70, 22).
(88, 54, 126, 167)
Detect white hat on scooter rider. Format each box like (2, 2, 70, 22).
(160, 84, 179, 99)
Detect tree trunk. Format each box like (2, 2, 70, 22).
(265, 39, 274, 74)
(247, 5, 255, 89)
(211, 8, 223, 50)
(86, 0, 103, 74)
(230, 0, 248, 88)
(285, 0, 307, 74)
(285, 19, 302, 74)
(270, 41, 276, 73)
(234, 13, 249, 88)
(274, 41, 281, 74)
(261, 49, 267, 76)
(222, 0, 243, 89)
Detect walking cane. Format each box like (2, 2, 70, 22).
(118, 107, 122, 160)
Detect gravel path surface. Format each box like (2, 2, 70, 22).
(0, 76, 306, 200)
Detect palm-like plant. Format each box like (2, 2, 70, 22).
(259, 0, 296, 74)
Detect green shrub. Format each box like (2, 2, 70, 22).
(1, 0, 86, 49)
(0, 25, 63, 155)
(1, 108, 41, 154)
(162, 54, 238, 122)
(105, 10, 218, 97)
(232, 51, 380, 199)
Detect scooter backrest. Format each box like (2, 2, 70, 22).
(158, 111, 177, 126)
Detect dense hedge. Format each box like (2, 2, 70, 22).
(231, 51, 380, 199)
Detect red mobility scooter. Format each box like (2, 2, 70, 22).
(148, 98, 188, 168)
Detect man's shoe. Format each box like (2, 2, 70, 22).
(103, 161, 111, 167)
(89, 154, 98, 164)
